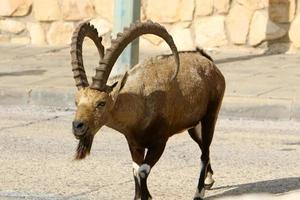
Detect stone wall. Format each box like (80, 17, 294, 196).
(0, 0, 299, 52)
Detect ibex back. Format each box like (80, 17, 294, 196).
(71, 21, 225, 200)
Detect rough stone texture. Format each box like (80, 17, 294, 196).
(89, 17, 112, 47)
(27, 22, 46, 45)
(10, 36, 30, 44)
(214, 0, 230, 14)
(33, 0, 61, 21)
(0, 0, 32, 16)
(249, 10, 286, 46)
(143, 34, 163, 45)
(0, 0, 298, 50)
(236, 0, 268, 10)
(93, 0, 114, 22)
(0, 19, 25, 34)
(0, 34, 10, 43)
(227, 3, 253, 44)
(62, 0, 95, 21)
(145, 0, 178, 23)
(195, 0, 213, 16)
(89, 17, 112, 36)
(269, 0, 296, 23)
(46, 22, 73, 45)
(194, 15, 227, 47)
(167, 25, 195, 50)
(141, 0, 147, 21)
(289, 15, 300, 48)
(88, 18, 111, 47)
(179, 0, 194, 21)
(13, 0, 32, 16)
(145, 0, 194, 23)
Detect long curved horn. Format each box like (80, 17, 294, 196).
(70, 22, 105, 90)
(90, 20, 180, 91)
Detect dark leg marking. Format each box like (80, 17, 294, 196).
(188, 100, 222, 199)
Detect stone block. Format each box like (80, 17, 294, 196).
(89, 17, 112, 36)
(62, 0, 95, 21)
(236, 0, 268, 10)
(27, 22, 46, 45)
(0, 19, 25, 34)
(0, 0, 32, 16)
(214, 0, 230, 14)
(249, 10, 286, 46)
(269, 0, 296, 23)
(179, 0, 194, 21)
(226, 3, 253, 44)
(145, 0, 193, 23)
(166, 25, 195, 51)
(195, 0, 213, 16)
(46, 21, 73, 45)
(194, 15, 227, 48)
(93, 0, 114, 22)
(33, 0, 61, 21)
(145, 0, 179, 23)
(289, 15, 300, 48)
(143, 34, 163, 46)
(89, 17, 112, 46)
(11, 36, 30, 44)
(0, 34, 10, 43)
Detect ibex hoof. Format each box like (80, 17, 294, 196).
(204, 181, 215, 190)
(193, 197, 204, 200)
(204, 172, 215, 190)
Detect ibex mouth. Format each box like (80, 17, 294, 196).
(75, 134, 94, 160)
(73, 127, 89, 140)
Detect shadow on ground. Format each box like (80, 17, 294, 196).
(214, 53, 274, 64)
(207, 177, 300, 199)
(0, 70, 46, 77)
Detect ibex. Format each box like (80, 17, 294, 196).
(70, 21, 225, 200)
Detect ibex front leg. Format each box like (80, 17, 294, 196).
(129, 141, 166, 200)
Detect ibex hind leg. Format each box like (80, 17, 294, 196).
(128, 145, 145, 200)
(188, 101, 221, 200)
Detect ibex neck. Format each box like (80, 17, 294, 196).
(105, 93, 142, 136)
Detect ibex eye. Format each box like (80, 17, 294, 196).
(97, 101, 106, 107)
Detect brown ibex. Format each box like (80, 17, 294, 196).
(70, 21, 225, 200)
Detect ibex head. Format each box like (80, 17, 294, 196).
(70, 20, 179, 159)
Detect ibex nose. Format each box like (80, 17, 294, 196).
(72, 120, 87, 137)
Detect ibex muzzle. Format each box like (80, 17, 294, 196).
(72, 120, 87, 137)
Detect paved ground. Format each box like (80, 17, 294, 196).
(0, 44, 300, 120)
(0, 44, 300, 199)
(0, 106, 299, 200)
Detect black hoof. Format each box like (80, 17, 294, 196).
(204, 180, 215, 190)
(193, 197, 203, 200)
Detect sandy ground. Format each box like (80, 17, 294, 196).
(0, 106, 299, 200)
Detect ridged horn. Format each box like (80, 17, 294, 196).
(70, 21, 104, 90)
(90, 20, 180, 91)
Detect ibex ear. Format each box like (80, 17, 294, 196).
(110, 72, 128, 101)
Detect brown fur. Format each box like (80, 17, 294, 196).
(73, 51, 225, 158)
